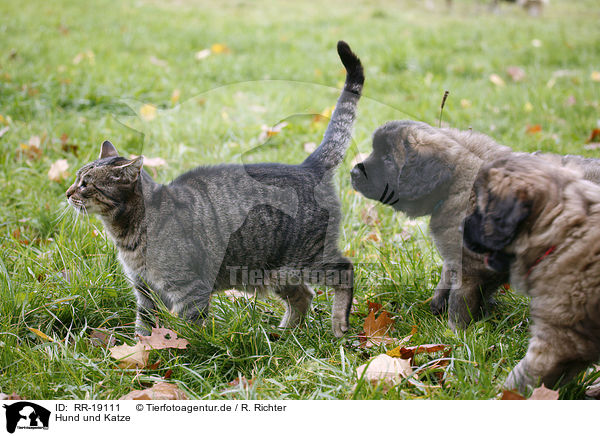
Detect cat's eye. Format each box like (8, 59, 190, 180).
(80, 180, 87, 188)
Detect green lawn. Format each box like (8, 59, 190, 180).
(1, 0, 599, 400)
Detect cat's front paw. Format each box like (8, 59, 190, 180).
(332, 317, 348, 338)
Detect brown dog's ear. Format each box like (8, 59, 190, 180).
(99, 140, 119, 159)
(395, 145, 452, 200)
(478, 189, 532, 251)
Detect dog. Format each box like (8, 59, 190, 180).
(351, 120, 600, 329)
(463, 154, 600, 392)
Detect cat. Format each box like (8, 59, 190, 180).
(66, 41, 364, 337)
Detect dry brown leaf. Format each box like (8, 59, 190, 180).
(489, 74, 505, 87)
(228, 376, 254, 389)
(258, 122, 288, 142)
(222, 289, 251, 300)
(500, 390, 526, 400)
(109, 342, 150, 369)
(526, 124, 542, 134)
(171, 89, 181, 105)
(17, 142, 42, 161)
(586, 128, 600, 144)
(48, 159, 69, 182)
(585, 380, 600, 399)
(60, 133, 79, 156)
(506, 66, 526, 82)
(359, 306, 395, 348)
(90, 329, 116, 347)
(528, 384, 559, 400)
(387, 344, 448, 360)
(360, 205, 380, 226)
(0, 392, 23, 400)
(211, 43, 230, 54)
(356, 354, 412, 385)
(119, 382, 187, 400)
(140, 104, 157, 121)
(137, 327, 189, 350)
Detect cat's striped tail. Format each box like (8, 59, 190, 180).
(303, 41, 364, 172)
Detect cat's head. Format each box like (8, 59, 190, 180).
(66, 141, 143, 216)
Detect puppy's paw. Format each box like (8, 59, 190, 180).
(430, 288, 450, 315)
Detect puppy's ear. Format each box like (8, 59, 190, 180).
(481, 189, 532, 251)
(395, 146, 452, 200)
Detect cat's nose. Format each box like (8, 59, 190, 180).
(66, 185, 76, 198)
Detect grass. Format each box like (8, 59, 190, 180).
(1, 0, 599, 400)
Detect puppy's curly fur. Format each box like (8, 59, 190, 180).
(351, 120, 600, 329)
(463, 154, 600, 392)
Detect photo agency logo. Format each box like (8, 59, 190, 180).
(2, 402, 50, 434)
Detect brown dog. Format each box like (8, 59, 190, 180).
(351, 120, 600, 329)
(463, 154, 600, 392)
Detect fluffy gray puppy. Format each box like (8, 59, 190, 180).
(351, 120, 600, 329)
(463, 154, 600, 393)
(66, 41, 364, 337)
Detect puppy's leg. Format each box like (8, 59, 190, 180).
(275, 284, 315, 329)
(504, 322, 593, 393)
(327, 259, 354, 338)
(430, 262, 452, 315)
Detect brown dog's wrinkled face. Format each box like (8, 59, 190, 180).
(351, 121, 453, 217)
(463, 159, 534, 271)
(65, 141, 143, 216)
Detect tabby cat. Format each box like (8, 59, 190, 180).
(66, 41, 364, 337)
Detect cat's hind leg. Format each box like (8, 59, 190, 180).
(325, 259, 354, 338)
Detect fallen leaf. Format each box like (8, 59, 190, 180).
(48, 159, 69, 182)
(149, 56, 168, 68)
(506, 66, 526, 82)
(211, 43, 230, 54)
(531, 39, 542, 48)
(367, 301, 383, 313)
(72, 50, 95, 65)
(586, 128, 600, 143)
(523, 102, 534, 112)
(360, 204, 380, 226)
(140, 104, 157, 121)
(228, 376, 254, 389)
(258, 122, 288, 142)
(460, 99, 472, 108)
(119, 382, 187, 400)
(195, 49, 211, 60)
(585, 379, 600, 399)
(0, 392, 23, 400)
(528, 384, 559, 400)
(137, 327, 189, 350)
(387, 343, 447, 360)
(109, 342, 150, 369)
(501, 390, 526, 400)
(591, 71, 600, 82)
(564, 95, 576, 107)
(60, 133, 79, 155)
(312, 105, 335, 125)
(359, 306, 395, 348)
(90, 329, 116, 347)
(303, 142, 317, 153)
(489, 74, 505, 87)
(356, 354, 412, 385)
(526, 124, 542, 134)
(18, 143, 43, 161)
(142, 156, 166, 167)
(170, 89, 181, 105)
(27, 327, 53, 342)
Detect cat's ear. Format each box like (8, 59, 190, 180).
(99, 140, 119, 159)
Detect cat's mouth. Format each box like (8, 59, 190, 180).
(67, 197, 87, 214)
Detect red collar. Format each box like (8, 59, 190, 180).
(526, 246, 556, 277)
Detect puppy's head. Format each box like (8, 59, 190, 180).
(350, 120, 453, 217)
(462, 155, 567, 271)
